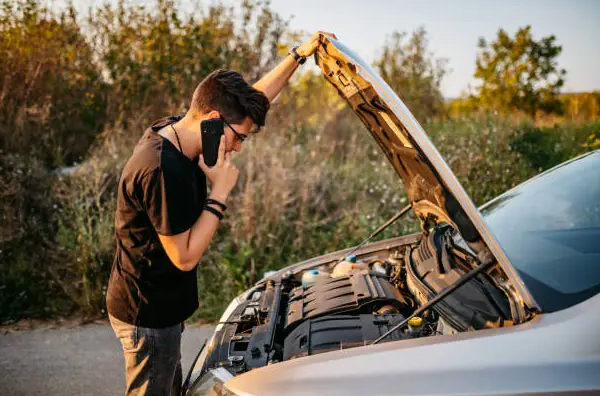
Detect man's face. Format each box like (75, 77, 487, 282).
(222, 116, 252, 153)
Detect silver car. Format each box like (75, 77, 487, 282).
(184, 34, 600, 396)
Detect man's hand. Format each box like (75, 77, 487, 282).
(253, 30, 337, 102)
(158, 135, 237, 272)
(296, 31, 337, 58)
(198, 135, 239, 202)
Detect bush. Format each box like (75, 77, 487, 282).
(49, 153, 120, 316)
(0, 153, 60, 319)
(87, 0, 288, 124)
(427, 115, 535, 205)
(511, 121, 600, 171)
(0, 0, 107, 168)
(376, 27, 448, 123)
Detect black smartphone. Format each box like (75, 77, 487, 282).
(201, 118, 224, 167)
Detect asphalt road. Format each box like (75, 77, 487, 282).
(0, 322, 215, 396)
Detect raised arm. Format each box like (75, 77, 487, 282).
(253, 31, 337, 102)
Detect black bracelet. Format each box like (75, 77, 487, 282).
(289, 45, 306, 65)
(203, 204, 224, 220)
(205, 198, 227, 212)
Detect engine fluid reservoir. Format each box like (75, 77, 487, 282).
(332, 255, 368, 278)
(407, 316, 424, 334)
(302, 269, 329, 288)
(371, 261, 387, 275)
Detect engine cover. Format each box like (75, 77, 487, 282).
(285, 271, 407, 330)
(284, 314, 407, 360)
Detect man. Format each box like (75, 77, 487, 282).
(106, 31, 334, 395)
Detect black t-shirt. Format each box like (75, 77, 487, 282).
(106, 115, 207, 328)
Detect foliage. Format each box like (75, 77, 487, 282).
(270, 70, 345, 130)
(0, 0, 107, 167)
(560, 91, 600, 121)
(426, 116, 533, 205)
(446, 95, 480, 118)
(0, 153, 60, 319)
(49, 149, 120, 315)
(375, 27, 448, 123)
(448, 90, 600, 121)
(474, 26, 566, 117)
(86, 0, 288, 122)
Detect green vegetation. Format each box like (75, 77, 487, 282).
(376, 27, 447, 122)
(1, 0, 598, 322)
(474, 26, 565, 117)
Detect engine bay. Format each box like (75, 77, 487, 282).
(199, 225, 514, 377)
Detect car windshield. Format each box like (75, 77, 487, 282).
(480, 151, 600, 312)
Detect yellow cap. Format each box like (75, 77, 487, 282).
(408, 317, 423, 327)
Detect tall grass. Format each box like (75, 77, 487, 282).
(2, 105, 597, 321)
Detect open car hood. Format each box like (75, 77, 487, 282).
(315, 35, 538, 313)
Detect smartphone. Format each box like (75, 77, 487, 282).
(201, 118, 224, 167)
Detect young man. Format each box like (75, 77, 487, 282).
(106, 31, 334, 395)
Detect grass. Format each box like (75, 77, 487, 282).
(1, 112, 597, 322)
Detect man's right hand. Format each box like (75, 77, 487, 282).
(198, 135, 239, 202)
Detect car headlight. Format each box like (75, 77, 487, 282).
(187, 292, 251, 392)
(215, 293, 247, 332)
(186, 367, 239, 396)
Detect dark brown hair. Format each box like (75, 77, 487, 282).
(190, 69, 270, 127)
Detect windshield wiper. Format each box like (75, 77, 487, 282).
(337, 204, 412, 263)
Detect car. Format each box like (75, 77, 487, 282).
(183, 34, 600, 396)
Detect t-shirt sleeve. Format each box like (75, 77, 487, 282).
(139, 165, 197, 236)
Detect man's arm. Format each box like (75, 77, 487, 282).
(158, 136, 239, 272)
(253, 31, 336, 102)
(157, 200, 222, 271)
(253, 56, 300, 102)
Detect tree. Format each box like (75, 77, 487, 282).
(474, 26, 566, 117)
(0, 0, 107, 167)
(375, 27, 448, 122)
(87, 0, 288, 121)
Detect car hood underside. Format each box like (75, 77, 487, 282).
(314, 34, 537, 312)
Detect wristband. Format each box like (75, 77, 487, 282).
(289, 46, 306, 65)
(206, 198, 227, 212)
(203, 204, 224, 220)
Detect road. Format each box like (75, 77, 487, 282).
(0, 322, 215, 396)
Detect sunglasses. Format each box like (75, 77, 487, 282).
(221, 117, 255, 143)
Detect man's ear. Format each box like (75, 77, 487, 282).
(206, 110, 221, 120)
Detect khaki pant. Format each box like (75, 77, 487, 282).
(109, 314, 184, 396)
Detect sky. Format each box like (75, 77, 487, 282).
(67, 0, 600, 98)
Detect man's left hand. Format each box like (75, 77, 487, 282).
(296, 31, 337, 58)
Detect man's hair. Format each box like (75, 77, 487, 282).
(190, 69, 270, 128)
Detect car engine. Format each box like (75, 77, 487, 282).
(199, 226, 512, 376)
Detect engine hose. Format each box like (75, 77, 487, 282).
(371, 258, 496, 345)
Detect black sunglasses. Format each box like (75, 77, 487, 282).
(221, 117, 250, 143)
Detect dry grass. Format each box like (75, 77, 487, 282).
(2, 108, 598, 321)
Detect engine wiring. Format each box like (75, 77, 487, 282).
(371, 257, 496, 345)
